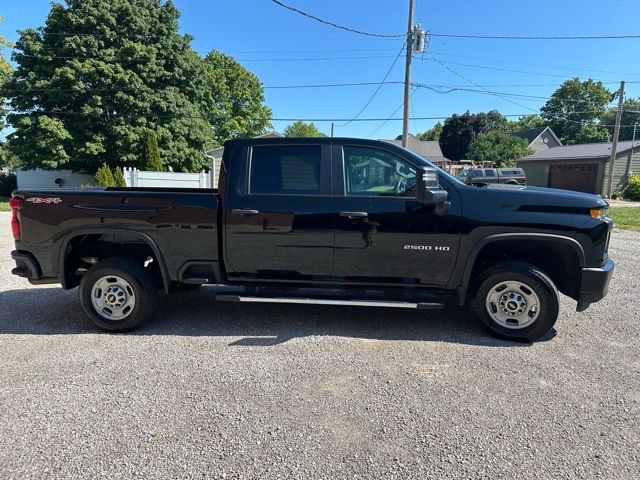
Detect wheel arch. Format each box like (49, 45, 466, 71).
(58, 228, 170, 293)
(454, 233, 586, 304)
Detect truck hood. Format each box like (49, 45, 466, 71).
(467, 183, 608, 211)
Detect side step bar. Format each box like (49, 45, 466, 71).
(215, 294, 445, 310)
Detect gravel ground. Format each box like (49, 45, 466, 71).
(0, 211, 638, 479)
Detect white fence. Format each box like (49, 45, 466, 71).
(16, 168, 94, 190)
(15, 167, 213, 190)
(123, 168, 212, 189)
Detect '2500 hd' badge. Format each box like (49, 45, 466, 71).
(404, 245, 450, 251)
(26, 197, 62, 204)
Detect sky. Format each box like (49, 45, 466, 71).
(2, 0, 640, 140)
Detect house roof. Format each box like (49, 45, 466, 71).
(380, 133, 449, 163)
(519, 140, 640, 162)
(510, 126, 562, 146)
(511, 126, 548, 143)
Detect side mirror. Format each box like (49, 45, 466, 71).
(415, 167, 448, 205)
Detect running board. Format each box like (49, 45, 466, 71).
(215, 294, 445, 310)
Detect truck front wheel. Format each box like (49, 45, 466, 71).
(79, 258, 158, 332)
(472, 262, 559, 341)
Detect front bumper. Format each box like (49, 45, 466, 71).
(576, 258, 614, 312)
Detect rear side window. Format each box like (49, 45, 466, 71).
(249, 145, 321, 195)
(484, 169, 496, 177)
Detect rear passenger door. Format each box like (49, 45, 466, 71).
(224, 143, 335, 282)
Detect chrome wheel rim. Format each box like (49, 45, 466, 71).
(485, 280, 540, 329)
(91, 275, 136, 321)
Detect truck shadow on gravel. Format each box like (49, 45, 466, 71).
(0, 287, 550, 347)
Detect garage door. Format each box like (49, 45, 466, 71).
(549, 164, 599, 193)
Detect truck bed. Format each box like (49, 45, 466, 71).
(12, 187, 220, 287)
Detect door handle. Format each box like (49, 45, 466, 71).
(232, 209, 260, 216)
(340, 211, 368, 218)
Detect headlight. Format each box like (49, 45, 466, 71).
(590, 207, 609, 219)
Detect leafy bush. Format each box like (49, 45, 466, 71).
(0, 172, 17, 197)
(611, 190, 624, 200)
(624, 174, 640, 201)
(112, 167, 127, 187)
(95, 163, 115, 187)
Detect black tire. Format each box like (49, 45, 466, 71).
(79, 258, 158, 332)
(472, 261, 559, 341)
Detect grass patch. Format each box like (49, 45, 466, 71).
(609, 206, 640, 232)
(0, 197, 9, 212)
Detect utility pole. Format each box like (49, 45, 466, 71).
(401, 0, 414, 148)
(627, 122, 638, 177)
(606, 80, 625, 197)
(331, 122, 334, 138)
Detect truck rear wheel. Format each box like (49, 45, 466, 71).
(472, 262, 559, 341)
(79, 258, 158, 332)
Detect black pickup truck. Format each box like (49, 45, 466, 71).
(9, 137, 614, 341)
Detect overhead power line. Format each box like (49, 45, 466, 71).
(428, 52, 640, 77)
(3, 28, 639, 42)
(368, 88, 417, 137)
(427, 54, 537, 113)
(270, 0, 404, 38)
(12, 52, 400, 62)
(429, 33, 640, 40)
(418, 57, 576, 78)
(5, 109, 636, 128)
(337, 44, 405, 127)
(4, 80, 632, 93)
(428, 56, 624, 127)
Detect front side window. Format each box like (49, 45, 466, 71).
(343, 146, 416, 197)
(472, 170, 483, 178)
(249, 145, 321, 195)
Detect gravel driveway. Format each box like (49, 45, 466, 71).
(0, 211, 638, 479)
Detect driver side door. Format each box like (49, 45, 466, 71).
(332, 143, 459, 287)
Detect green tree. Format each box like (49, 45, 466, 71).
(467, 130, 533, 167)
(4, 0, 212, 174)
(112, 166, 127, 187)
(600, 97, 640, 141)
(439, 110, 508, 160)
(283, 121, 326, 137)
(508, 114, 546, 132)
(0, 143, 21, 170)
(0, 17, 13, 132)
(143, 130, 163, 171)
(95, 163, 115, 187)
(573, 124, 612, 144)
(541, 78, 612, 144)
(202, 51, 272, 146)
(418, 122, 442, 141)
